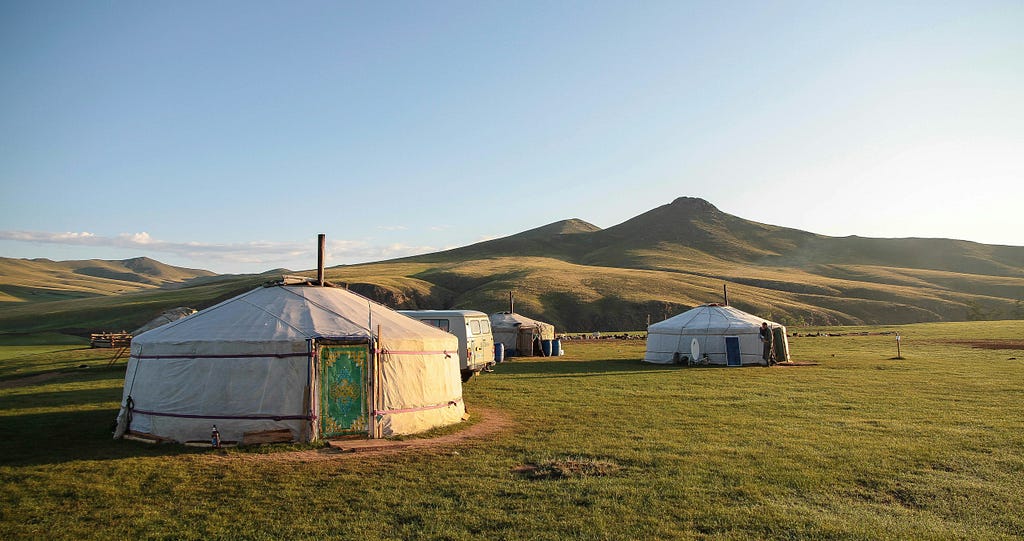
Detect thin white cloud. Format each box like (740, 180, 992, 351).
(376, 225, 409, 231)
(0, 230, 439, 270)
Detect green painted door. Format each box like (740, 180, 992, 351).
(320, 345, 369, 437)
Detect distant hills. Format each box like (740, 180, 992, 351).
(1, 197, 1022, 337)
(0, 257, 274, 337)
(0, 257, 215, 303)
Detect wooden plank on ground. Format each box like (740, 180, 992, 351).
(241, 428, 295, 445)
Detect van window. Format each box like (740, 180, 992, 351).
(421, 318, 450, 333)
(481, 320, 490, 334)
(470, 320, 481, 335)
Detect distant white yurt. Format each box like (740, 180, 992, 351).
(489, 312, 555, 356)
(643, 304, 789, 366)
(115, 278, 464, 444)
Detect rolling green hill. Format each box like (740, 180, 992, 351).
(0, 257, 215, 304)
(0, 197, 1021, 336)
(367, 197, 1023, 328)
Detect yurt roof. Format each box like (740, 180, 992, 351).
(132, 283, 454, 347)
(648, 304, 774, 334)
(489, 311, 554, 331)
(132, 307, 197, 335)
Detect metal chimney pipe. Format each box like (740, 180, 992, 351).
(723, 283, 729, 305)
(509, 291, 514, 314)
(317, 234, 326, 286)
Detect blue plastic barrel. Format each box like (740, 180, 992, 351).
(541, 339, 553, 357)
(494, 343, 505, 363)
(552, 337, 562, 356)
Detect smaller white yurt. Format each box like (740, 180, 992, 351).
(489, 312, 555, 356)
(643, 304, 789, 366)
(114, 278, 464, 444)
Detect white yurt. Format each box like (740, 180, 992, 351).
(643, 304, 789, 366)
(114, 278, 465, 444)
(489, 312, 555, 356)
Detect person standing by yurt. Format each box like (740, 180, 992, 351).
(759, 322, 775, 365)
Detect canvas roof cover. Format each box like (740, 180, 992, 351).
(132, 307, 196, 335)
(644, 304, 787, 366)
(115, 283, 464, 443)
(489, 312, 555, 339)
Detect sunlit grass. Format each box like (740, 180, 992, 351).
(1, 320, 1022, 539)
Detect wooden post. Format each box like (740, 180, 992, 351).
(896, 333, 902, 359)
(317, 233, 326, 286)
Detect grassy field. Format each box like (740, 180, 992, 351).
(1, 321, 1023, 539)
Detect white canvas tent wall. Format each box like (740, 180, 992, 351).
(643, 304, 789, 366)
(489, 312, 555, 356)
(114, 281, 464, 444)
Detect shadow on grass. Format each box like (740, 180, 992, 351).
(492, 358, 687, 378)
(0, 368, 203, 467)
(0, 386, 123, 411)
(0, 357, 126, 383)
(0, 408, 202, 467)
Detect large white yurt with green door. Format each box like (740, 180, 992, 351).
(114, 277, 464, 444)
(643, 304, 789, 366)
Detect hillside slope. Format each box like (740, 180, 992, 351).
(0, 257, 216, 304)
(381, 197, 1024, 327)
(1, 197, 1021, 335)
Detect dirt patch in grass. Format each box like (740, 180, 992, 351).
(512, 456, 623, 480)
(935, 339, 1024, 350)
(208, 407, 514, 463)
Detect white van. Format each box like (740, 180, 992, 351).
(399, 309, 495, 382)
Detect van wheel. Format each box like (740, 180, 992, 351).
(460, 370, 474, 383)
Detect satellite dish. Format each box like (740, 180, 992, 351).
(690, 338, 700, 362)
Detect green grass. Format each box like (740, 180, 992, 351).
(2, 321, 1023, 539)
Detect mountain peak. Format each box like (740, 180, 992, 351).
(669, 196, 719, 212)
(515, 218, 601, 239)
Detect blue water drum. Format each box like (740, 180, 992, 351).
(494, 343, 505, 363)
(541, 339, 553, 357)
(552, 337, 562, 356)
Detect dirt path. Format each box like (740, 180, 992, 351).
(937, 339, 1024, 350)
(210, 407, 515, 464)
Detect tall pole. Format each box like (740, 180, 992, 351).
(374, 324, 383, 438)
(509, 291, 514, 314)
(317, 233, 326, 286)
(723, 283, 729, 306)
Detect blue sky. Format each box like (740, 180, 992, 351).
(1, 1, 1021, 274)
